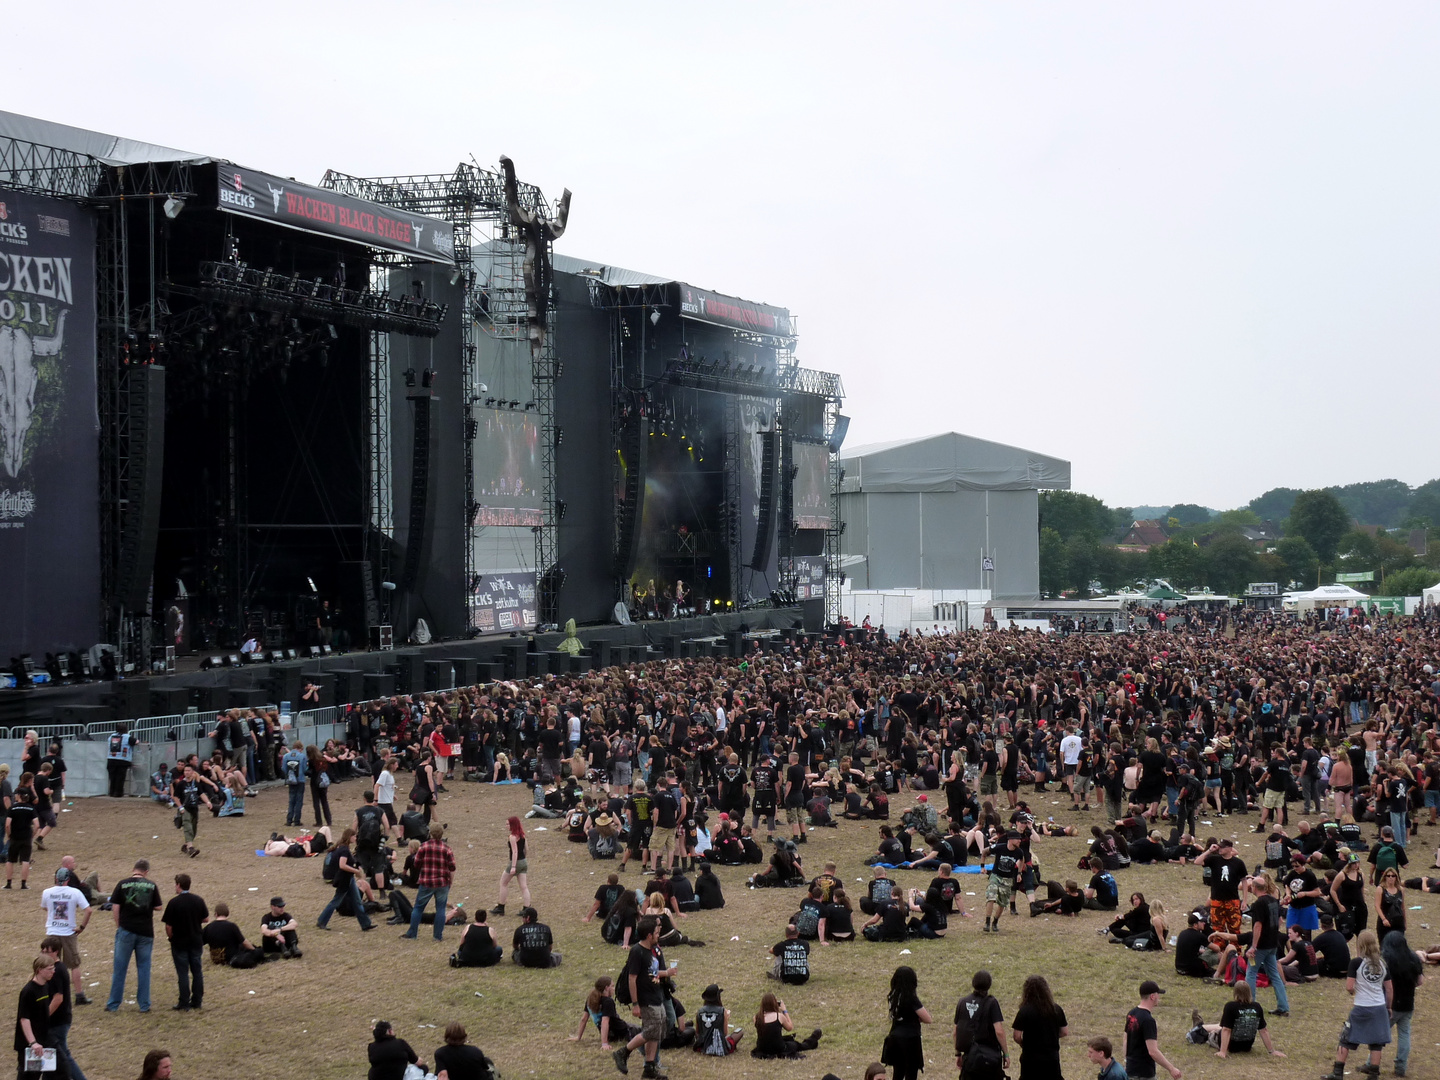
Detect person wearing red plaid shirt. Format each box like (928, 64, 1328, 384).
(400, 824, 456, 942)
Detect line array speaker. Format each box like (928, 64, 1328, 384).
(748, 429, 777, 571)
(401, 394, 438, 588)
(113, 365, 166, 610)
(613, 411, 648, 580)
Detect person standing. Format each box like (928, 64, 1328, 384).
(105, 724, 138, 799)
(1320, 930, 1392, 1080)
(1124, 981, 1182, 1080)
(953, 969, 1008, 1080)
(282, 741, 308, 828)
(15, 955, 69, 1080)
(306, 746, 333, 829)
(171, 767, 206, 859)
(39, 937, 86, 1080)
(106, 860, 162, 1013)
(881, 965, 932, 1080)
(374, 756, 399, 841)
(316, 828, 375, 933)
(613, 916, 674, 1078)
(1244, 874, 1290, 1016)
(1200, 837, 1247, 939)
(1011, 975, 1069, 1080)
(1381, 930, 1422, 1078)
(401, 824, 455, 942)
(4, 787, 38, 889)
(161, 874, 207, 1012)
(39, 869, 91, 1008)
(491, 816, 530, 917)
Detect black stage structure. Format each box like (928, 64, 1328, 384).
(1, 111, 843, 723)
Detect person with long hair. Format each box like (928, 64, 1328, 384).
(491, 816, 529, 916)
(1321, 930, 1392, 1080)
(432, 1021, 492, 1080)
(1011, 974, 1069, 1080)
(409, 751, 438, 824)
(305, 745, 332, 828)
(569, 976, 635, 1051)
(134, 1050, 171, 1080)
(881, 965, 932, 1080)
(1187, 981, 1285, 1058)
(1380, 931, 1423, 1077)
(1375, 867, 1406, 944)
(1332, 851, 1368, 938)
(751, 991, 821, 1059)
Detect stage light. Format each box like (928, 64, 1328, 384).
(381, 581, 396, 591)
(556, 500, 567, 520)
(508, 400, 520, 409)
(163, 196, 186, 219)
(327, 324, 338, 339)
(525, 402, 536, 410)
(449, 266, 462, 286)
(485, 397, 497, 407)
(650, 310, 661, 326)
(404, 368, 417, 388)
(422, 368, 436, 388)
(555, 428, 564, 446)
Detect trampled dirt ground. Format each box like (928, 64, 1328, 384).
(7, 777, 1437, 1080)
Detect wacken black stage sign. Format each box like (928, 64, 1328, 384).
(216, 166, 455, 263)
(469, 572, 538, 634)
(783, 557, 827, 601)
(676, 283, 793, 338)
(0, 188, 100, 658)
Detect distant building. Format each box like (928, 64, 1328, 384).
(1116, 520, 1169, 552)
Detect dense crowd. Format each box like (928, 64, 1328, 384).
(7, 603, 1440, 1078)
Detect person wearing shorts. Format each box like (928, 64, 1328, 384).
(983, 833, 1024, 934)
(1203, 838, 1248, 938)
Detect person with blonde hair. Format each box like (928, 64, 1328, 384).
(1320, 930, 1392, 1079)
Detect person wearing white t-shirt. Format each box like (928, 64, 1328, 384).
(1059, 726, 1084, 807)
(41, 871, 91, 1000)
(715, 702, 727, 734)
(374, 757, 399, 839)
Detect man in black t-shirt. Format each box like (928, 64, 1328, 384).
(106, 859, 163, 1012)
(1174, 911, 1215, 978)
(259, 898, 301, 958)
(1124, 981, 1181, 1079)
(39, 936, 82, 1080)
(1312, 914, 1350, 977)
(5, 789, 38, 888)
(953, 969, 1008, 1077)
(201, 902, 265, 967)
(1201, 838, 1248, 937)
(511, 906, 560, 968)
(749, 757, 780, 836)
(783, 752, 807, 845)
(162, 873, 209, 1011)
(615, 917, 673, 1078)
(619, 782, 655, 874)
(770, 924, 810, 984)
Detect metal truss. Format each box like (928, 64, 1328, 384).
(823, 398, 845, 626)
(723, 397, 743, 606)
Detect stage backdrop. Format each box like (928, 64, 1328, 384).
(0, 188, 98, 657)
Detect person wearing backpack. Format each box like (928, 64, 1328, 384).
(282, 741, 308, 828)
(106, 724, 138, 798)
(353, 791, 388, 896)
(1083, 857, 1120, 911)
(792, 886, 824, 940)
(769, 923, 810, 985)
(1367, 825, 1408, 885)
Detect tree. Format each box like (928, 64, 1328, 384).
(1336, 529, 1379, 569)
(1383, 566, 1440, 597)
(1038, 527, 1067, 597)
(1284, 489, 1352, 563)
(1064, 535, 1101, 595)
(1205, 533, 1261, 596)
(1249, 487, 1302, 523)
(1409, 479, 1440, 529)
(1167, 503, 1212, 526)
(1148, 538, 1203, 590)
(1274, 536, 1319, 589)
(1328, 479, 1413, 528)
(1039, 491, 1128, 543)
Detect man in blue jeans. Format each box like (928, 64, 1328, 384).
(1245, 875, 1290, 1016)
(316, 830, 375, 932)
(106, 859, 163, 1012)
(161, 872, 208, 1011)
(401, 823, 455, 941)
(282, 741, 308, 827)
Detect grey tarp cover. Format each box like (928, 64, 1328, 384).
(840, 432, 1071, 493)
(0, 109, 210, 165)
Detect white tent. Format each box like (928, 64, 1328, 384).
(1284, 583, 1371, 612)
(1424, 582, 1440, 608)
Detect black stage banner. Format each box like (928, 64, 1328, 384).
(0, 188, 99, 657)
(677, 283, 792, 337)
(216, 166, 455, 263)
(469, 571, 538, 634)
(783, 557, 827, 601)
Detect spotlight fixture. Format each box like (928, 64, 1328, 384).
(650, 309, 661, 326)
(508, 400, 520, 409)
(403, 368, 417, 388)
(422, 368, 436, 388)
(163, 196, 186, 219)
(556, 499, 567, 520)
(524, 401, 536, 410)
(449, 266, 462, 286)
(485, 397, 497, 407)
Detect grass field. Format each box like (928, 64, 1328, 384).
(8, 778, 1437, 1080)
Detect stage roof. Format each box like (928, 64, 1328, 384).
(0, 109, 209, 166)
(554, 252, 793, 338)
(840, 431, 1071, 493)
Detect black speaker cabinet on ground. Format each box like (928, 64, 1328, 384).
(474, 662, 503, 684)
(569, 654, 592, 674)
(447, 658, 478, 688)
(267, 663, 306, 708)
(500, 642, 527, 679)
(726, 631, 744, 657)
(299, 671, 335, 709)
(193, 685, 229, 712)
(57, 704, 114, 727)
(362, 672, 396, 699)
(802, 598, 825, 633)
(424, 660, 455, 691)
(391, 652, 425, 694)
(149, 687, 190, 716)
(333, 670, 366, 707)
(526, 652, 547, 677)
(588, 640, 611, 670)
(229, 687, 268, 709)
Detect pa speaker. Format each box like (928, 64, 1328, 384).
(400, 394, 439, 588)
(748, 430, 777, 571)
(613, 411, 648, 580)
(113, 365, 166, 610)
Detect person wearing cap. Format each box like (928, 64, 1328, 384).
(692, 983, 741, 1056)
(258, 898, 300, 959)
(1200, 837, 1248, 938)
(1124, 981, 1183, 1080)
(511, 906, 560, 967)
(982, 833, 1025, 934)
(1174, 911, 1216, 979)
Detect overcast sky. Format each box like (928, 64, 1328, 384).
(12, 3, 1439, 510)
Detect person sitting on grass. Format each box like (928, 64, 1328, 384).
(450, 911, 502, 968)
(432, 1022, 495, 1080)
(569, 976, 636, 1051)
(692, 983, 743, 1056)
(818, 887, 856, 944)
(1033, 879, 1085, 917)
(1184, 982, 1287, 1059)
(1086, 1035, 1125, 1080)
(511, 906, 561, 967)
(200, 902, 267, 968)
(770, 923, 811, 985)
(751, 992, 822, 1059)
(694, 863, 725, 909)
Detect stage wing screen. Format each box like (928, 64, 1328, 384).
(472, 410, 542, 527)
(792, 443, 832, 530)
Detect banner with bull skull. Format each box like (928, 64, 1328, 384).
(0, 188, 99, 658)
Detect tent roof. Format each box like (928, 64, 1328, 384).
(1286, 584, 1370, 601)
(552, 253, 673, 288)
(839, 431, 1070, 493)
(0, 109, 210, 166)
(1146, 585, 1187, 600)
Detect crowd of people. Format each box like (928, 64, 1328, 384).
(7, 603, 1440, 1077)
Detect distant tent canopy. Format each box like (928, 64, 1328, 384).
(1145, 585, 1186, 601)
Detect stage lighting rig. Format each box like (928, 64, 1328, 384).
(422, 368, 436, 388)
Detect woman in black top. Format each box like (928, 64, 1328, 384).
(368, 1021, 423, 1080)
(752, 992, 821, 1059)
(1332, 856, 1368, 937)
(1011, 974, 1069, 1080)
(881, 965, 932, 1080)
(433, 1022, 491, 1080)
(305, 745, 332, 828)
(1375, 868, 1406, 943)
(818, 888, 855, 943)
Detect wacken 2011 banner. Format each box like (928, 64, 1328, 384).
(468, 572, 538, 634)
(0, 188, 99, 658)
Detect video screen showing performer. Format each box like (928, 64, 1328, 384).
(792, 443, 833, 530)
(472, 410, 542, 527)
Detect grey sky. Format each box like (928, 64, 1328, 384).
(12, 3, 1439, 509)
